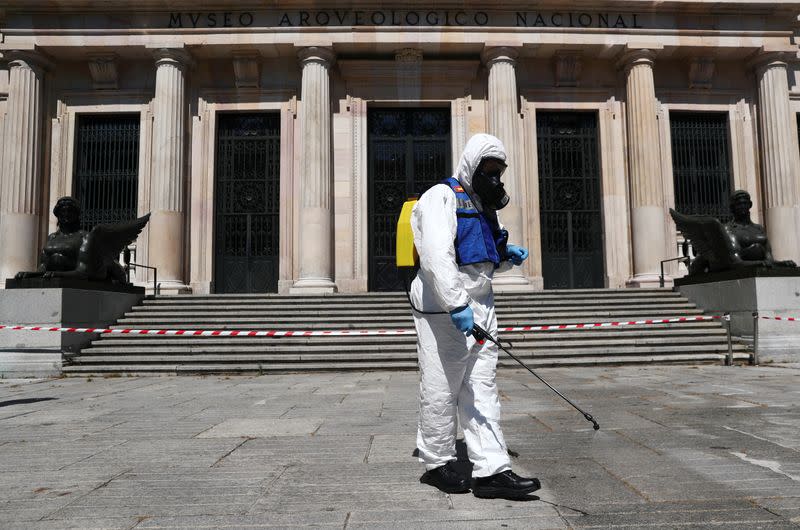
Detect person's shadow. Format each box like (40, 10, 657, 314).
(0, 397, 57, 408)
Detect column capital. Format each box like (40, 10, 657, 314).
(298, 47, 336, 68)
(748, 50, 796, 74)
(616, 48, 656, 72)
(2, 49, 53, 72)
(481, 46, 519, 68)
(151, 47, 194, 69)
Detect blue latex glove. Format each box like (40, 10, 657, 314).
(506, 244, 529, 266)
(449, 305, 474, 334)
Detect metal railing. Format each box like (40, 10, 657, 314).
(123, 247, 159, 296)
(659, 240, 692, 288)
(659, 256, 690, 288)
(752, 312, 760, 366)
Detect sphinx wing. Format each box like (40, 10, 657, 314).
(669, 209, 734, 270)
(85, 214, 150, 275)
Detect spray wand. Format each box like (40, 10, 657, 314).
(471, 324, 600, 431)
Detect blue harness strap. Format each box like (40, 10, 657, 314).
(442, 177, 508, 267)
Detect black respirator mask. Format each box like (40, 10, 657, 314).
(472, 160, 510, 210)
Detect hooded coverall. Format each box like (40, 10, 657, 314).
(410, 133, 514, 478)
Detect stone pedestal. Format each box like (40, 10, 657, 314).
(676, 269, 800, 363)
(0, 285, 144, 378)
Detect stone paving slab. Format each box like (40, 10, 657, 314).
(0, 364, 799, 528)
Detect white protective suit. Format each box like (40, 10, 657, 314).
(410, 133, 514, 478)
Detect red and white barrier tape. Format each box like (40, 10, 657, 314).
(0, 315, 722, 337)
(497, 315, 721, 332)
(758, 315, 800, 322)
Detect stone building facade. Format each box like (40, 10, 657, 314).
(1, 1, 800, 294)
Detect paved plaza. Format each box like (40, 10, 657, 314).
(0, 363, 799, 529)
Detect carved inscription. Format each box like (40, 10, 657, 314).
(167, 11, 644, 29)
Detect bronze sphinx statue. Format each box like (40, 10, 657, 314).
(14, 196, 150, 284)
(670, 190, 797, 275)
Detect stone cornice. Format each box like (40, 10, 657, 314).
(3, 1, 800, 15)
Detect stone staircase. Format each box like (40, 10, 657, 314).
(62, 289, 751, 375)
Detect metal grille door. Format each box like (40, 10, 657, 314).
(368, 109, 451, 291)
(670, 112, 732, 220)
(214, 113, 280, 293)
(537, 112, 604, 289)
(73, 114, 140, 231)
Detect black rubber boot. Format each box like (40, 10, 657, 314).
(472, 470, 541, 500)
(420, 462, 471, 494)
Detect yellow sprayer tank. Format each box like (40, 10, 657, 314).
(396, 198, 419, 268)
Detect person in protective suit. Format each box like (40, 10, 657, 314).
(410, 133, 540, 499)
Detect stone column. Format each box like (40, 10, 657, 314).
(291, 47, 337, 294)
(754, 53, 800, 263)
(0, 51, 48, 283)
(621, 50, 668, 287)
(149, 49, 191, 294)
(482, 47, 529, 289)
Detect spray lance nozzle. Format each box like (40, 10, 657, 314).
(471, 323, 600, 431)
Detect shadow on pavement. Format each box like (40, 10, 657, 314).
(0, 397, 58, 408)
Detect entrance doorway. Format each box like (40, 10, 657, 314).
(73, 113, 140, 231)
(367, 108, 451, 291)
(214, 113, 280, 293)
(537, 111, 604, 289)
(670, 112, 732, 221)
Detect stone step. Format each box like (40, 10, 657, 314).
(136, 296, 688, 308)
(62, 361, 420, 374)
(142, 288, 676, 301)
(62, 352, 753, 375)
(91, 327, 728, 346)
(68, 288, 749, 375)
(128, 304, 697, 316)
(114, 308, 707, 325)
(495, 352, 752, 367)
(139, 295, 686, 307)
(82, 334, 736, 354)
(125, 303, 697, 317)
(74, 343, 749, 361)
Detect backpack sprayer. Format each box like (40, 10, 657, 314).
(396, 197, 600, 431)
